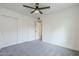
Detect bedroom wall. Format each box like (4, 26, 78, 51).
(0, 7, 35, 49)
(42, 5, 79, 51)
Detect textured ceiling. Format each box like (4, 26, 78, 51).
(0, 3, 77, 19)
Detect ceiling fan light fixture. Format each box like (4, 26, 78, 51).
(35, 10, 39, 13)
(23, 3, 50, 14)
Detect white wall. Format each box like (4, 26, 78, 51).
(42, 5, 79, 51)
(0, 7, 35, 48)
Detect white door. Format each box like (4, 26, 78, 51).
(35, 20, 42, 40)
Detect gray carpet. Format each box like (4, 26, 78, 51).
(0, 40, 79, 56)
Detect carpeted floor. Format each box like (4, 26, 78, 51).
(0, 40, 79, 56)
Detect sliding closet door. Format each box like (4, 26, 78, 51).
(17, 19, 35, 43)
(0, 16, 17, 47)
(17, 19, 29, 42)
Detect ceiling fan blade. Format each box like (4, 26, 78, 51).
(39, 10, 43, 14)
(30, 9, 36, 14)
(23, 5, 35, 9)
(38, 6, 50, 10)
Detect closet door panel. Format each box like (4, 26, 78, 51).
(22, 20, 28, 42)
(0, 16, 17, 47)
(17, 19, 23, 43)
(0, 16, 4, 48)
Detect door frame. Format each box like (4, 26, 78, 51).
(35, 19, 42, 41)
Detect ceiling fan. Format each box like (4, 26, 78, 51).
(23, 3, 50, 14)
